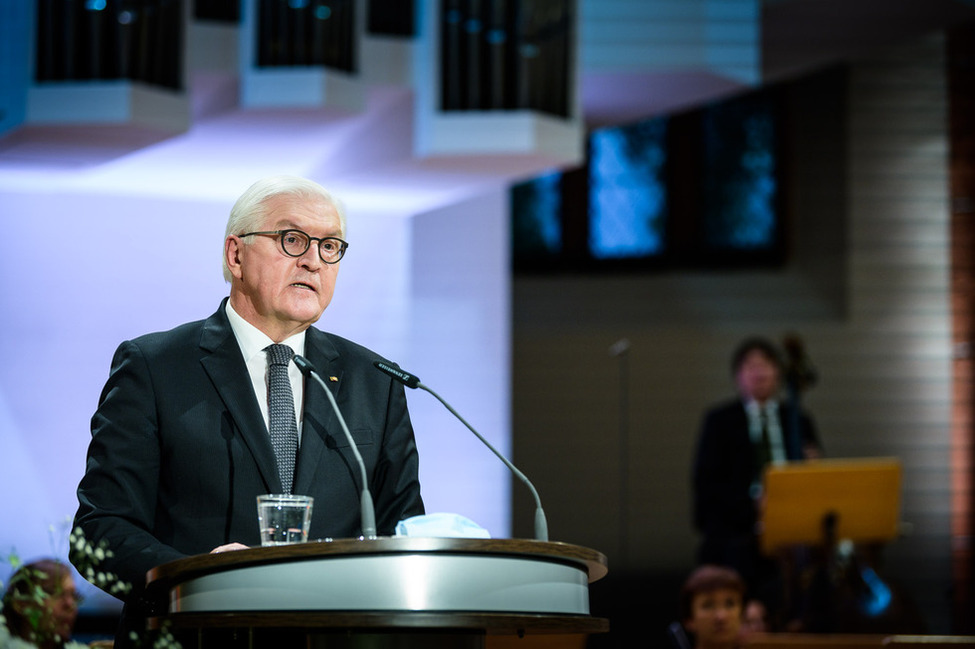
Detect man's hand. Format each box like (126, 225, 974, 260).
(210, 542, 250, 554)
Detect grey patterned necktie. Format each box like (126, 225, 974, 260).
(265, 344, 298, 494)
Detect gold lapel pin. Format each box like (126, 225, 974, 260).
(329, 376, 339, 382)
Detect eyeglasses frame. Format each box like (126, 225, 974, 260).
(239, 229, 348, 264)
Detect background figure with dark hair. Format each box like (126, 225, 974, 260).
(2, 559, 80, 649)
(692, 336, 821, 622)
(670, 564, 746, 649)
(740, 598, 770, 639)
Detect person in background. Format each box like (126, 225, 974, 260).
(692, 337, 821, 609)
(740, 598, 770, 639)
(2, 559, 80, 649)
(678, 565, 747, 649)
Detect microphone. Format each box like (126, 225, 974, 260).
(608, 338, 631, 357)
(293, 354, 377, 539)
(374, 360, 549, 542)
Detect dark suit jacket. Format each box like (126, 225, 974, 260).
(73, 300, 424, 595)
(692, 398, 818, 540)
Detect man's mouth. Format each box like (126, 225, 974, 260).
(290, 282, 316, 292)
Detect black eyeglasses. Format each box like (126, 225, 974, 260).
(240, 229, 348, 264)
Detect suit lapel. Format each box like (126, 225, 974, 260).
(199, 301, 280, 493)
(293, 329, 343, 495)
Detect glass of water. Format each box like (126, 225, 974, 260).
(256, 494, 314, 546)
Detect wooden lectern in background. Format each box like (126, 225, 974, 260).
(760, 457, 902, 555)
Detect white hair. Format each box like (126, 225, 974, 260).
(222, 175, 348, 282)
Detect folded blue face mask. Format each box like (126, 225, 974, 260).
(394, 513, 491, 539)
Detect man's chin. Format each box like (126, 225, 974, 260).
(287, 305, 326, 327)
(285, 294, 328, 318)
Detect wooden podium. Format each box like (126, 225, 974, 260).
(145, 537, 609, 648)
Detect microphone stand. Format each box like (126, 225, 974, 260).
(421, 382, 549, 543)
(374, 361, 549, 542)
(609, 338, 631, 565)
(295, 355, 378, 539)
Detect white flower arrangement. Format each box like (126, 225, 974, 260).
(67, 528, 130, 599)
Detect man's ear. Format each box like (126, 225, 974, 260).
(225, 236, 244, 280)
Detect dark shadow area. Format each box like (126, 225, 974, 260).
(586, 570, 687, 648)
(73, 612, 120, 646)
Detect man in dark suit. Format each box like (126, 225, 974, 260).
(72, 176, 424, 643)
(692, 337, 820, 598)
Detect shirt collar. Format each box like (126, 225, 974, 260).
(225, 300, 306, 363)
(744, 398, 778, 416)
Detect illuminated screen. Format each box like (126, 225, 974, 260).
(588, 117, 668, 259)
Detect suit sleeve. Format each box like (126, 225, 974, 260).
(73, 340, 187, 594)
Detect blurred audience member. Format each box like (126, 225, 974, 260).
(678, 565, 746, 649)
(740, 598, 770, 639)
(2, 558, 81, 649)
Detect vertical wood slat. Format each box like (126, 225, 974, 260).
(826, 32, 952, 632)
(948, 20, 975, 636)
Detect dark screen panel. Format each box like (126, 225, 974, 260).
(441, 0, 571, 117)
(511, 171, 563, 266)
(256, 0, 355, 72)
(368, 0, 415, 36)
(194, 0, 239, 22)
(701, 90, 781, 252)
(35, 0, 183, 90)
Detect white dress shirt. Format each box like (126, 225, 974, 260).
(225, 301, 306, 444)
(744, 399, 787, 464)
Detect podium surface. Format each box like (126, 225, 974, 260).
(145, 537, 609, 647)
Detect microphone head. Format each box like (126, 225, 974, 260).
(373, 360, 420, 389)
(608, 338, 631, 357)
(293, 354, 315, 377)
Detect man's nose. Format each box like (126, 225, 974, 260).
(298, 244, 322, 268)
